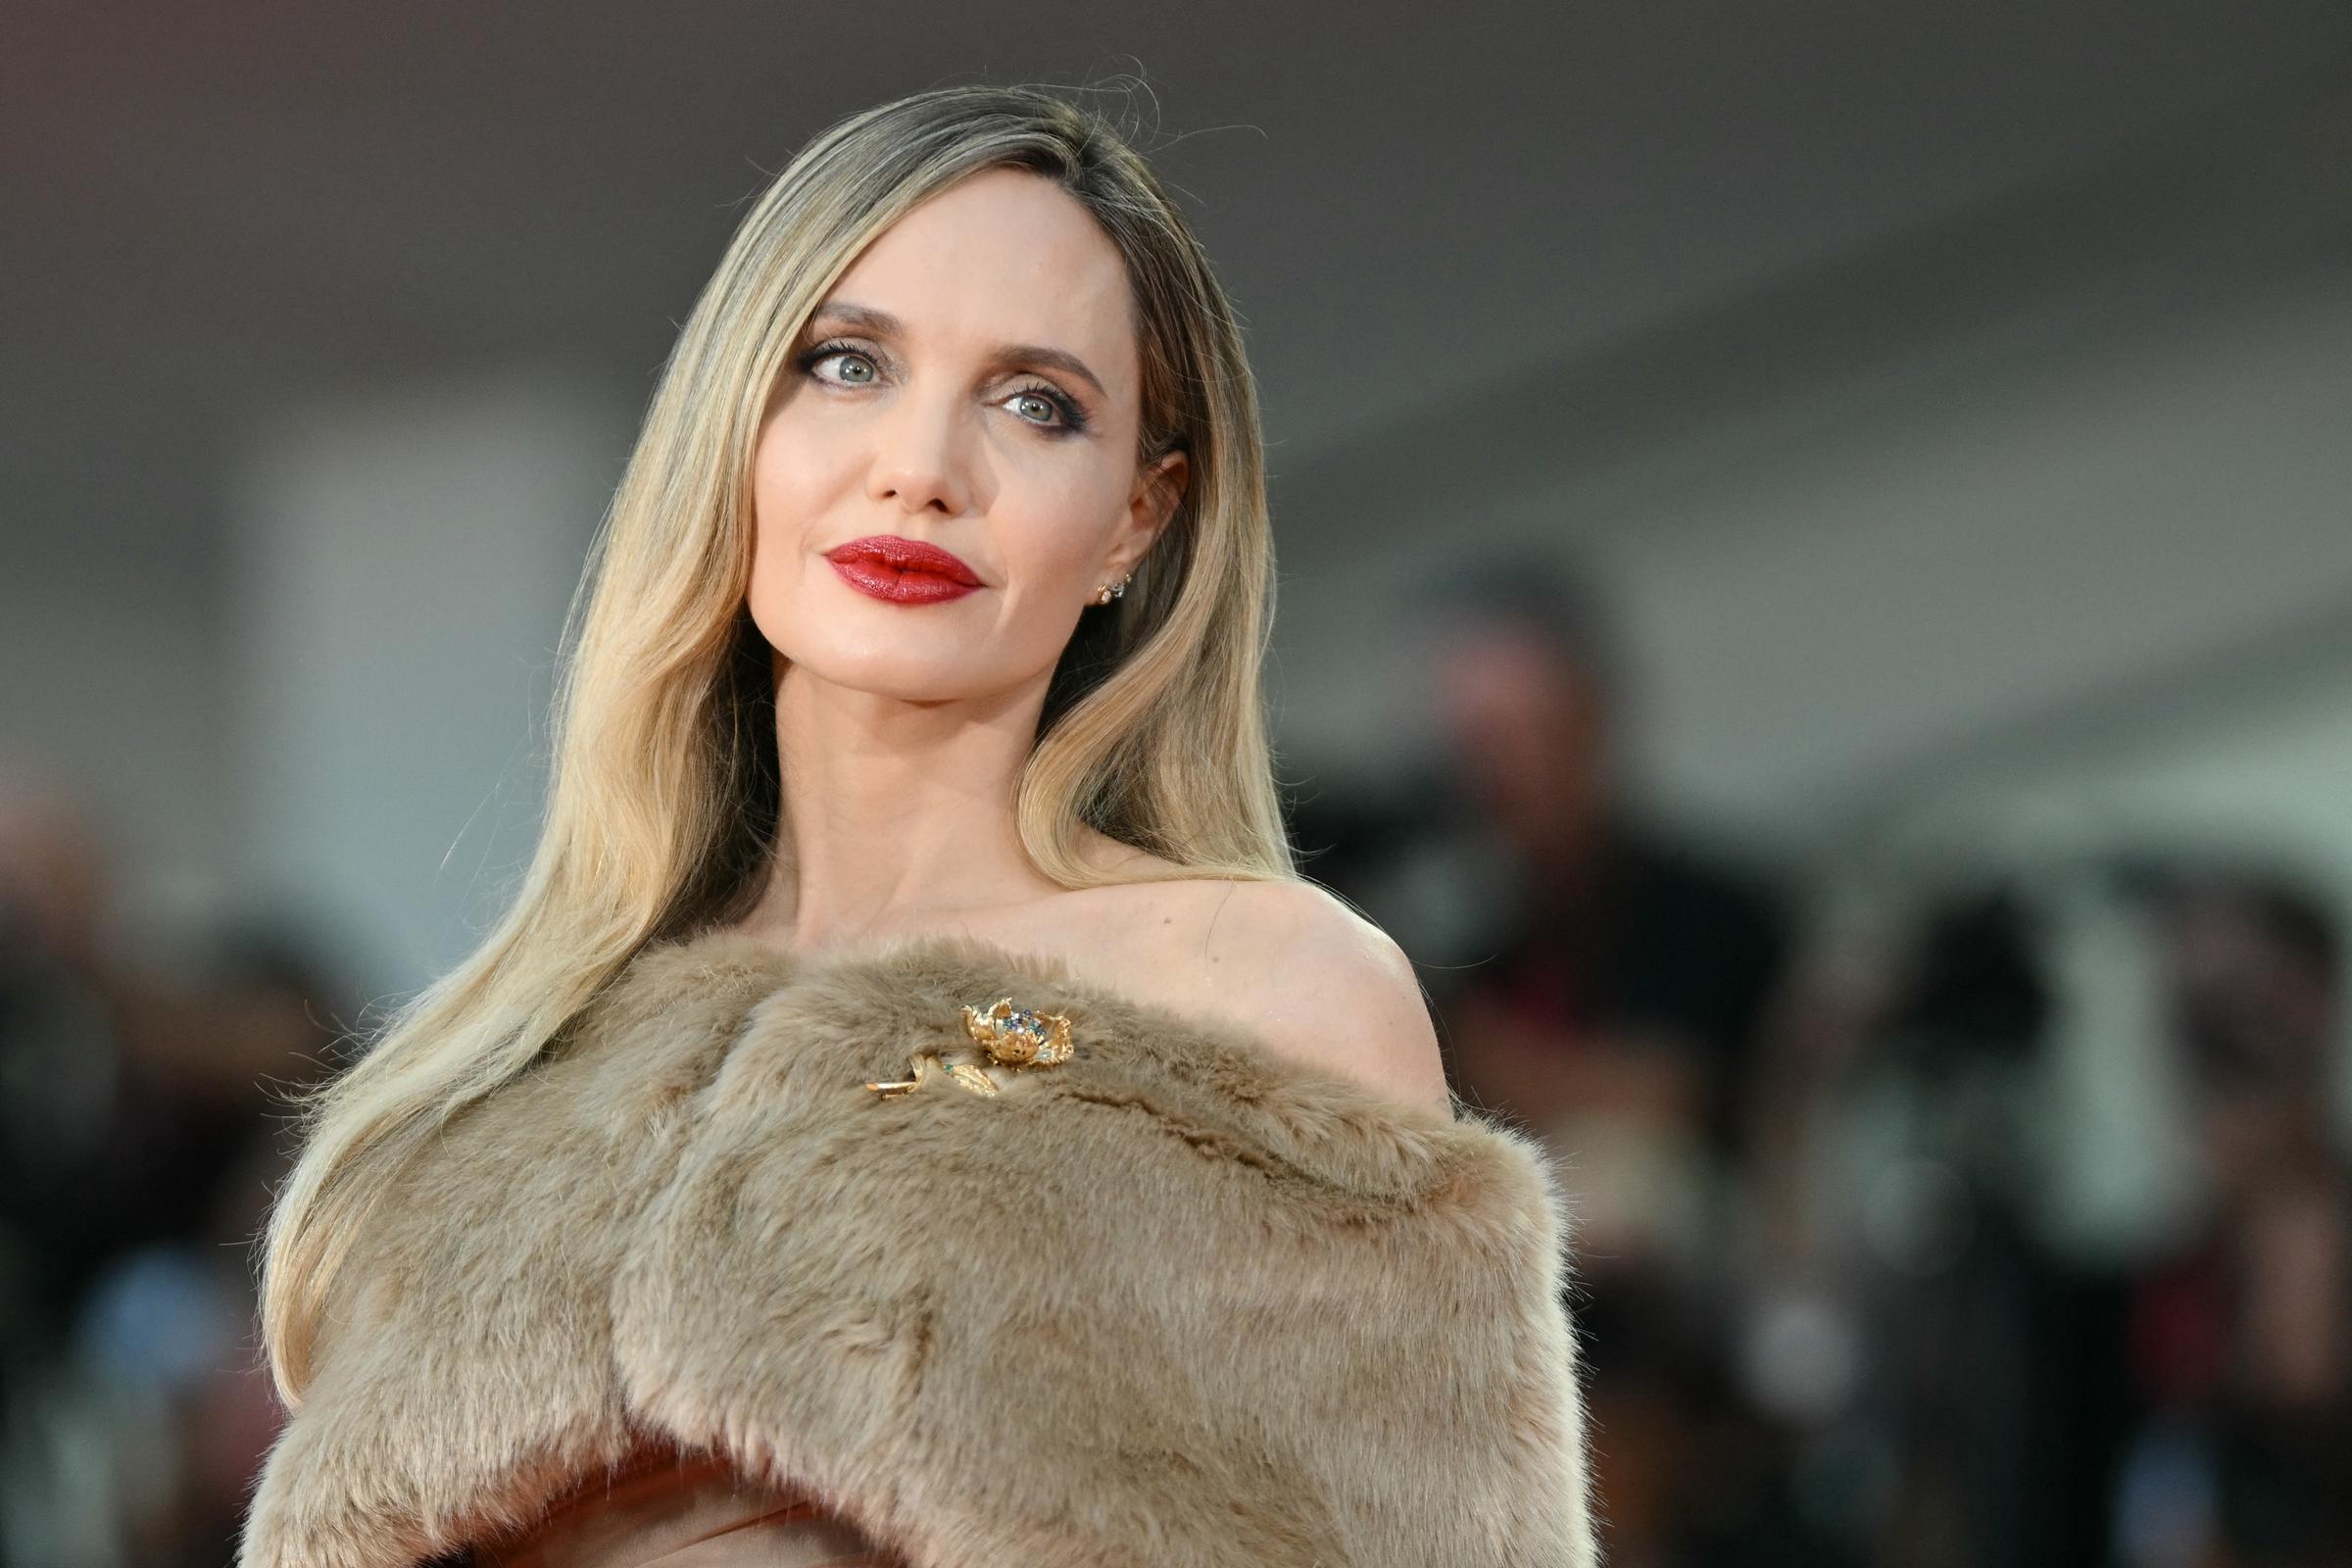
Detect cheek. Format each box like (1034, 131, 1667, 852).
(750, 416, 838, 549)
(746, 416, 851, 633)
(990, 457, 1131, 607)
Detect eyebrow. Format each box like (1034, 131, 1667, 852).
(807, 300, 1108, 400)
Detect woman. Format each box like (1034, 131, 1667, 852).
(239, 85, 1598, 1568)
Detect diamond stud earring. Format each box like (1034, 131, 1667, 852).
(1094, 574, 1131, 607)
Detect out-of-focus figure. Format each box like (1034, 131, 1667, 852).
(1747, 879, 2129, 1568)
(1740, 858, 2352, 1568)
(0, 790, 340, 1568)
(1408, 567, 1784, 1165)
(1299, 563, 1802, 1567)
(2113, 872, 2351, 1568)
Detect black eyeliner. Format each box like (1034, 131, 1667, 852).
(1011, 379, 1089, 434)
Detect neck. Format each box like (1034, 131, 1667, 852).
(736, 658, 1064, 952)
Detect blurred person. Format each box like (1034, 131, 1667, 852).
(1753, 883, 2132, 1568)
(1412, 564, 1786, 1164)
(0, 790, 342, 1567)
(0, 796, 330, 1343)
(1744, 865, 2352, 1568)
(2113, 871, 2352, 1568)
(1297, 562, 1793, 1566)
(238, 86, 1598, 1568)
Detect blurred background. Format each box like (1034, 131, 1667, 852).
(5, 2, 2351, 1564)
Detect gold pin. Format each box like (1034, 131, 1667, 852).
(865, 999, 1078, 1100)
(863, 1051, 943, 1100)
(961, 999, 1075, 1066)
(946, 1062, 1000, 1098)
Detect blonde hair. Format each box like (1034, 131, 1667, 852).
(258, 84, 1293, 1404)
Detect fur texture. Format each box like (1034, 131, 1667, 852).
(240, 929, 1599, 1567)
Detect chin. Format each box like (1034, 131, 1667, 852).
(781, 643, 1014, 706)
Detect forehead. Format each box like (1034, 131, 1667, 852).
(819, 168, 1138, 389)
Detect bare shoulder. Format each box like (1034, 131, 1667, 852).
(1144, 878, 1454, 1117)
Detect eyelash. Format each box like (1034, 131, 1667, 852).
(1007, 380, 1088, 434)
(795, 339, 1089, 435)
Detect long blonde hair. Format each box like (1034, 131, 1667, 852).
(258, 84, 1293, 1405)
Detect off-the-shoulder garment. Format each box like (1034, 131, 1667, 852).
(242, 928, 1598, 1568)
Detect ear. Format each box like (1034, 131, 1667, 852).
(1105, 448, 1189, 577)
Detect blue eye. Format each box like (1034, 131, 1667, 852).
(1004, 383, 1086, 433)
(812, 349, 879, 385)
(1007, 391, 1058, 424)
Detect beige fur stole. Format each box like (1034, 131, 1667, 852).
(239, 929, 1599, 1567)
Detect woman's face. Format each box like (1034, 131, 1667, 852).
(747, 167, 1186, 705)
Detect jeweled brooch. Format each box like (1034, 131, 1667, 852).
(863, 998, 1077, 1100)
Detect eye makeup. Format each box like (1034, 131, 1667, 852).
(793, 331, 1093, 437)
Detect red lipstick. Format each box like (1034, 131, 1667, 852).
(823, 535, 984, 605)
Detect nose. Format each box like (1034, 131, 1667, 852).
(866, 387, 972, 518)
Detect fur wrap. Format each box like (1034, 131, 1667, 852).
(239, 928, 1599, 1567)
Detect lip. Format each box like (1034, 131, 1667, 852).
(823, 535, 984, 605)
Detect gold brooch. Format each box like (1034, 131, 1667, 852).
(864, 998, 1076, 1100)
